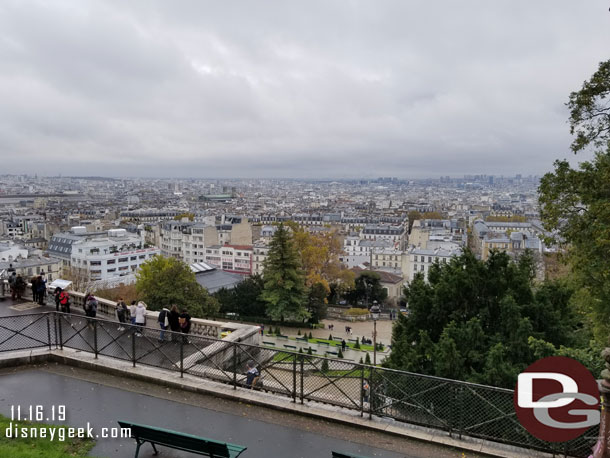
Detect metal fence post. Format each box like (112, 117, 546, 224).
(369, 366, 375, 420)
(300, 354, 304, 404)
(46, 314, 52, 351)
(360, 363, 365, 417)
(292, 354, 297, 403)
(180, 337, 184, 378)
(57, 315, 64, 350)
(93, 320, 98, 359)
(132, 329, 136, 368)
(233, 343, 237, 390)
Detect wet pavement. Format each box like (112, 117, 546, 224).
(0, 365, 472, 458)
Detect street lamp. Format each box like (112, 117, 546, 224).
(370, 301, 380, 366)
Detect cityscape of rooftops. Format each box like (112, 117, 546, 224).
(1, 2, 610, 458)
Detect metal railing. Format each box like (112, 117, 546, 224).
(0, 311, 597, 457)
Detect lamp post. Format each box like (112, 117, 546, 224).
(370, 301, 380, 366)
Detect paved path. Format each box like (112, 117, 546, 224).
(0, 366, 473, 458)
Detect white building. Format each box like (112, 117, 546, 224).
(341, 234, 393, 268)
(160, 221, 206, 264)
(204, 244, 253, 276)
(404, 247, 462, 281)
(70, 229, 160, 282)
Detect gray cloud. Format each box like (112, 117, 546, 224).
(0, 0, 608, 178)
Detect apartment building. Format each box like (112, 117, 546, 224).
(252, 242, 270, 276)
(70, 229, 160, 282)
(205, 244, 253, 275)
(404, 247, 462, 281)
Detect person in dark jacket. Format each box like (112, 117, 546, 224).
(30, 276, 39, 303)
(54, 287, 62, 311)
(36, 274, 46, 305)
(116, 297, 128, 331)
(168, 305, 180, 340)
(179, 309, 191, 343)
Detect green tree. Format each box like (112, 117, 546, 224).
(307, 282, 329, 324)
(136, 255, 219, 317)
(214, 274, 267, 317)
(385, 250, 587, 388)
(260, 224, 308, 321)
(539, 59, 610, 342)
(346, 272, 388, 306)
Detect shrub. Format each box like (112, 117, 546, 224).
(354, 340, 361, 349)
(329, 334, 333, 340)
(308, 332, 313, 339)
(307, 347, 313, 355)
(321, 359, 329, 372)
(297, 329, 301, 335)
(337, 348, 344, 358)
(365, 353, 371, 364)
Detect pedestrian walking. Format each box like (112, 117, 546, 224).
(134, 301, 147, 336)
(158, 306, 170, 342)
(341, 339, 347, 352)
(116, 297, 128, 330)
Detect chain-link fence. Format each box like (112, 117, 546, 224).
(0, 312, 598, 457)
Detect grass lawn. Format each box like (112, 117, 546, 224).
(0, 414, 96, 457)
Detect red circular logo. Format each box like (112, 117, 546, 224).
(514, 356, 599, 442)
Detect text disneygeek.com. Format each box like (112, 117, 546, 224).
(4, 422, 131, 441)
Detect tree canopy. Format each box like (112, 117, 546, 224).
(384, 250, 600, 388)
(135, 255, 219, 317)
(539, 59, 610, 342)
(214, 274, 267, 318)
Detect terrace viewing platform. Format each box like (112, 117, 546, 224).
(0, 291, 599, 457)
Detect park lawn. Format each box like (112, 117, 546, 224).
(319, 368, 372, 378)
(0, 414, 96, 457)
(309, 338, 375, 352)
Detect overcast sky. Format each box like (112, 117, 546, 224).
(1, 1, 609, 179)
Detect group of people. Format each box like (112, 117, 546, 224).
(114, 299, 191, 341)
(30, 274, 47, 305)
(7, 271, 26, 300)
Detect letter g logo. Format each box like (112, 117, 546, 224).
(514, 357, 600, 442)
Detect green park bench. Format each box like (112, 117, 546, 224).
(348, 339, 359, 344)
(333, 337, 343, 342)
(296, 336, 307, 341)
(284, 344, 297, 350)
(118, 421, 247, 458)
(317, 341, 330, 347)
(326, 350, 339, 356)
(332, 451, 370, 458)
(262, 341, 275, 346)
(306, 348, 317, 353)
(277, 335, 288, 340)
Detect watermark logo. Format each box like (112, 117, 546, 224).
(514, 356, 600, 442)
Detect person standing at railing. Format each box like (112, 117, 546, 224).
(157, 306, 170, 342)
(54, 287, 62, 311)
(59, 289, 70, 314)
(13, 274, 25, 300)
(134, 301, 147, 337)
(178, 309, 191, 343)
(84, 294, 98, 330)
(116, 297, 127, 331)
(30, 276, 39, 303)
(168, 305, 180, 341)
(8, 272, 16, 300)
(129, 301, 137, 325)
(36, 274, 46, 306)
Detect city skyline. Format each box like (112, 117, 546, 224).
(1, 1, 608, 178)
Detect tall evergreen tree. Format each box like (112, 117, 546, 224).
(260, 224, 308, 321)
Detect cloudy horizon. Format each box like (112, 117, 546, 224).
(1, 1, 608, 178)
